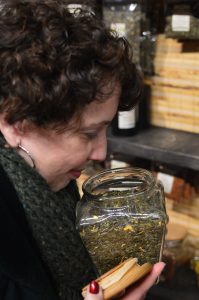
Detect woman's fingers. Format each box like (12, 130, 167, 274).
(84, 281, 103, 300)
(84, 262, 165, 300)
(141, 262, 166, 290)
(121, 262, 166, 300)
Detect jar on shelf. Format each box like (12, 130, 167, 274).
(191, 252, 199, 287)
(76, 167, 168, 275)
(162, 223, 189, 282)
(165, 0, 199, 40)
(63, 0, 96, 16)
(103, 0, 141, 65)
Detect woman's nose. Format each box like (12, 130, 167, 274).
(89, 134, 107, 162)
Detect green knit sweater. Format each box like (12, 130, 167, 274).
(0, 138, 96, 300)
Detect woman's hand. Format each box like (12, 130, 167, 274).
(84, 262, 165, 300)
(84, 280, 103, 300)
(120, 262, 165, 300)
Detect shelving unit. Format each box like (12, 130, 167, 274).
(103, 0, 199, 298)
(108, 126, 199, 300)
(107, 126, 199, 171)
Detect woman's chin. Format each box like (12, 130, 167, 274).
(49, 178, 71, 192)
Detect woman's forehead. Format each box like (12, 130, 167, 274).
(80, 87, 120, 128)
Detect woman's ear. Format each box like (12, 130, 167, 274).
(0, 114, 25, 147)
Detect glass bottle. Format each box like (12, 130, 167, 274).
(112, 105, 139, 136)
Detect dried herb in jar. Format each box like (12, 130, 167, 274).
(80, 216, 165, 274)
(79, 189, 166, 275)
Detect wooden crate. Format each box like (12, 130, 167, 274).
(155, 34, 183, 53)
(153, 35, 199, 82)
(154, 53, 199, 80)
(149, 35, 199, 133)
(151, 76, 199, 89)
(166, 198, 199, 237)
(149, 84, 199, 134)
(155, 34, 199, 54)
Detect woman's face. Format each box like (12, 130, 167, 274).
(20, 87, 120, 191)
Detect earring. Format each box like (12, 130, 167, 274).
(18, 143, 35, 169)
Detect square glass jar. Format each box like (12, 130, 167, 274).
(76, 167, 168, 275)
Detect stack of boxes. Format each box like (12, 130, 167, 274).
(149, 34, 199, 134)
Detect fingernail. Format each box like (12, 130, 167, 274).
(162, 262, 166, 269)
(89, 280, 99, 294)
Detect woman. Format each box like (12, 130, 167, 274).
(0, 1, 164, 299)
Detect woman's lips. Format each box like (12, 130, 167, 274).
(70, 170, 82, 178)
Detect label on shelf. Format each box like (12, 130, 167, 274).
(110, 23, 126, 37)
(172, 15, 190, 32)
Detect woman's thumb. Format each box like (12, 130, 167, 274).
(84, 280, 103, 300)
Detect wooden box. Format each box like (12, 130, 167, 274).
(149, 35, 199, 134)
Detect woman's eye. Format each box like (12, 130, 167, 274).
(85, 131, 98, 139)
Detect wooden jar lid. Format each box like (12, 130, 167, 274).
(82, 258, 152, 300)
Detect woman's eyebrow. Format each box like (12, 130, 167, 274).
(82, 121, 111, 130)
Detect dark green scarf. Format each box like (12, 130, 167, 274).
(0, 138, 96, 300)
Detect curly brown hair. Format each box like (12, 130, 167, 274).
(0, 0, 142, 130)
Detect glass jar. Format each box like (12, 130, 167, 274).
(163, 239, 188, 282)
(191, 254, 199, 286)
(165, 1, 199, 40)
(76, 167, 168, 275)
(63, 0, 96, 16)
(160, 223, 191, 283)
(103, 1, 141, 65)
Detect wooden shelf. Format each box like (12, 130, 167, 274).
(107, 126, 199, 171)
